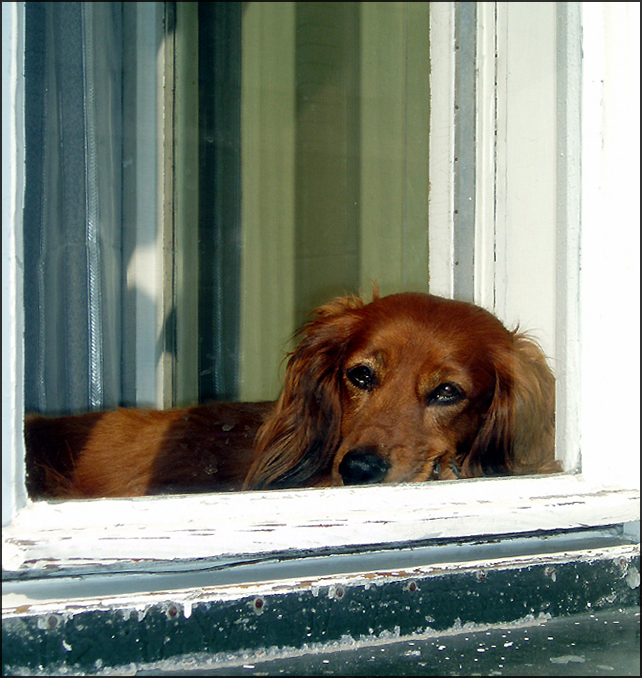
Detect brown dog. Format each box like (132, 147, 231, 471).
(25, 292, 560, 498)
(25, 402, 273, 498)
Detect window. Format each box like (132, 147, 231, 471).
(19, 1, 431, 415)
(3, 0, 639, 624)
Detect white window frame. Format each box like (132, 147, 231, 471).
(2, 2, 639, 576)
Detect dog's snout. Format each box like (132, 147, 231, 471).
(338, 448, 390, 485)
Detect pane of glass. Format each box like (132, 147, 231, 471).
(23, 3, 563, 499)
(23, 2, 125, 415)
(22, 1, 431, 499)
(237, 2, 429, 401)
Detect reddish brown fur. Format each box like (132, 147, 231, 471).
(25, 402, 273, 498)
(25, 292, 559, 499)
(243, 291, 559, 489)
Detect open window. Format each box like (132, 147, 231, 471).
(3, 3, 639, 672)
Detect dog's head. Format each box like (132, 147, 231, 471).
(243, 292, 558, 490)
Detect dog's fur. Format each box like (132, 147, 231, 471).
(25, 402, 273, 498)
(25, 292, 560, 498)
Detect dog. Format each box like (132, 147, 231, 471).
(25, 402, 274, 498)
(25, 291, 560, 498)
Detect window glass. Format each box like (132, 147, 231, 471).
(23, 2, 124, 414)
(20, 2, 575, 503)
(22, 2, 430, 415)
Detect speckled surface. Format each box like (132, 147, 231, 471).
(138, 607, 640, 676)
(3, 541, 639, 675)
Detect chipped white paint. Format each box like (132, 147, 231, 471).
(2, 475, 639, 573)
(3, 541, 638, 616)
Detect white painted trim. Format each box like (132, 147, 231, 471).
(2, 1, 27, 525)
(579, 2, 640, 488)
(433, 2, 559, 362)
(428, 2, 456, 297)
(490, 2, 558, 362)
(3, 475, 638, 573)
(473, 2, 497, 313)
(4, 542, 638, 612)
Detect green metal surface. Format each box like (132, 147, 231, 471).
(2, 548, 639, 676)
(139, 607, 641, 676)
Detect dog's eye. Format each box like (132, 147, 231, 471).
(346, 365, 376, 391)
(428, 383, 464, 406)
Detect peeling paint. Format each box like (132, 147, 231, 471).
(3, 478, 638, 574)
(4, 607, 639, 676)
(3, 542, 639, 675)
(550, 653, 586, 664)
(625, 566, 640, 589)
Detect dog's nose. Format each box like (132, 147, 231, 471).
(338, 448, 390, 485)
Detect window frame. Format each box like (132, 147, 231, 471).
(2, 2, 639, 578)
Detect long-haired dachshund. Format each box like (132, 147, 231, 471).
(25, 292, 560, 499)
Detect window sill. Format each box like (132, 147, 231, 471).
(3, 474, 639, 577)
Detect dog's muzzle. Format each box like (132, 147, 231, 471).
(338, 447, 391, 485)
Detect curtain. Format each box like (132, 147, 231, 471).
(23, 2, 123, 415)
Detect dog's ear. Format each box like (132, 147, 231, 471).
(243, 295, 365, 490)
(462, 333, 559, 477)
